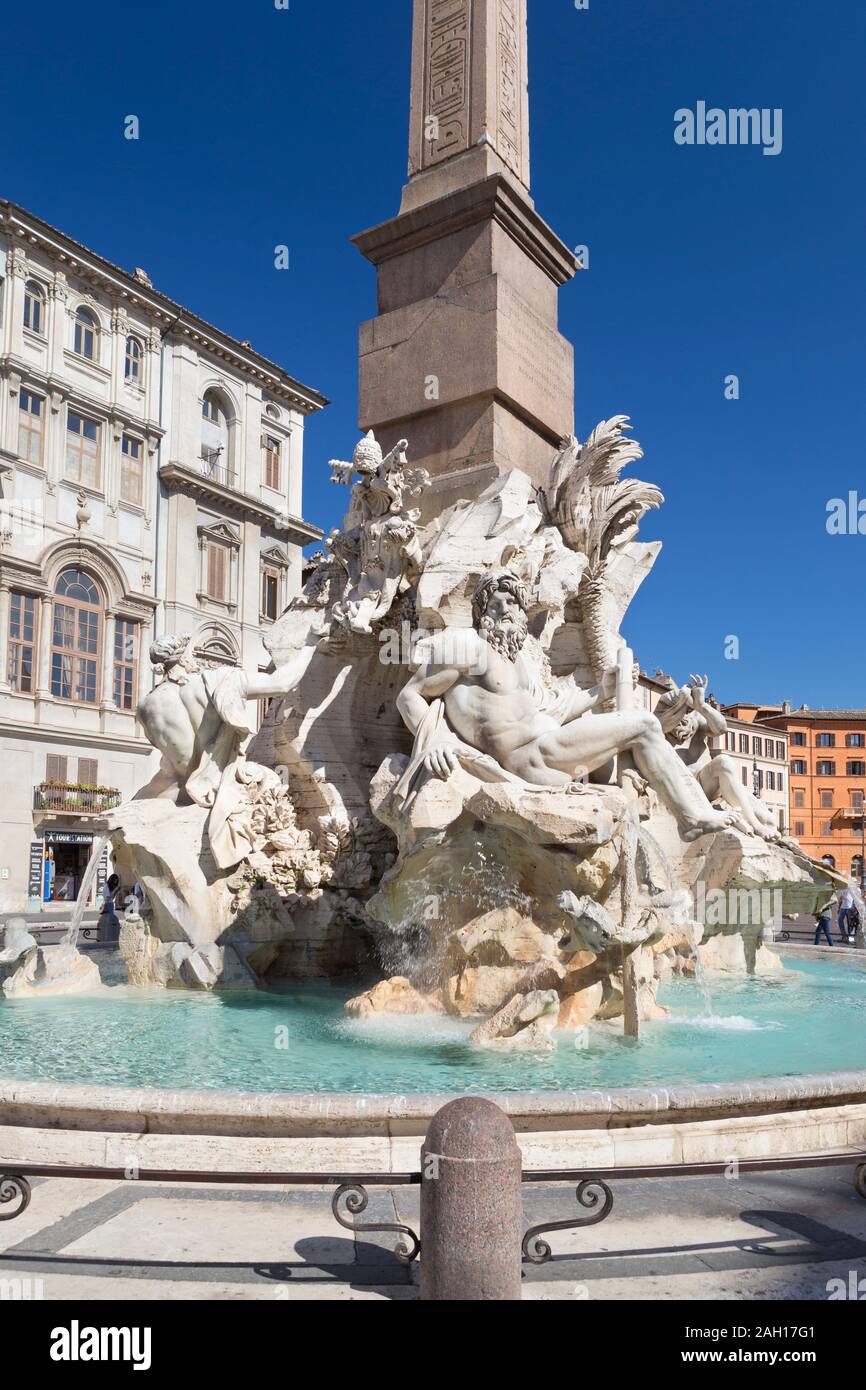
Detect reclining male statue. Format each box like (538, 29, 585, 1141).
(395, 572, 742, 843)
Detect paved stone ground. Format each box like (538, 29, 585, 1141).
(1, 1164, 864, 1301)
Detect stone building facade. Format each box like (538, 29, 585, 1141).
(727, 702, 866, 879)
(0, 199, 326, 913)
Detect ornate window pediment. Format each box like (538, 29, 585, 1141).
(197, 519, 241, 547)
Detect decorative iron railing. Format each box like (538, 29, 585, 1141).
(33, 782, 122, 815)
(200, 459, 238, 490)
(2, 1154, 864, 1265)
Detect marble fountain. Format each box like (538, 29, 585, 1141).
(1, 422, 864, 1178)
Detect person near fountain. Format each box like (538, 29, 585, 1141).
(813, 902, 834, 947)
(98, 873, 121, 944)
(838, 886, 857, 943)
(135, 633, 317, 870)
(395, 572, 742, 842)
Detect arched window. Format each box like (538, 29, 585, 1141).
(23, 280, 46, 335)
(852, 856, 864, 880)
(73, 307, 98, 361)
(124, 335, 143, 384)
(51, 569, 102, 705)
(821, 854, 836, 870)
(201, 390, 231, 483)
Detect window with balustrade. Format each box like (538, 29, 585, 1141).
(8, 591, 38, 693)
(201, 391, 232, 485)
(50, 569, 102, 705)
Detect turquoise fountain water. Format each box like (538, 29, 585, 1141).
(0, 955, 863, 1094)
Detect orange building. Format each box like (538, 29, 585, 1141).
(725, 703, 866, 882)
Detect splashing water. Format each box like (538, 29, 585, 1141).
(62, 835, 110, 950)
(689, 923, 715, 1018)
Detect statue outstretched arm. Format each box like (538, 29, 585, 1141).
(245, 644, 318, 700)
(559, 669, 618, 724)
(688, 674, 728, 738)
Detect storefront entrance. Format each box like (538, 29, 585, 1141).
(33, 832, 105, 906)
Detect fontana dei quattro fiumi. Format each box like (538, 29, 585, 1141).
(1, 0, 865, 1195)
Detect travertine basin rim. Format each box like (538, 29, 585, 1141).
(2, 1069, 866, 1138)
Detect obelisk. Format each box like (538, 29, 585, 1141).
(354, 0, 580, 516)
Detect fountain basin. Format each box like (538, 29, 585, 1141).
(0, 950, 864, 1176)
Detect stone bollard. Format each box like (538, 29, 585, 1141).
(420, 1097, 523, 1301)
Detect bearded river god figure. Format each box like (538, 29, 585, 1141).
(394, 573, 741, 844)
(82, 417, 840, 1010)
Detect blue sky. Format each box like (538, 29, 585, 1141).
(3, 0, 863, 707)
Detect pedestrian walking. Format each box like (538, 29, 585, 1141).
(838, 887, 857, 943)
(814, 905, 834, 948)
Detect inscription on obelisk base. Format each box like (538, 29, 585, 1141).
(354, 0, 580, 516)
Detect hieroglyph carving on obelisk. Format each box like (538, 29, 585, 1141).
(408, 0, 530, 190)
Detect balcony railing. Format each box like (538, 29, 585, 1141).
(200, 458, 238, 490)
(33, 783, 122, 815)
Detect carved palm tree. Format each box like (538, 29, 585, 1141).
(544, 417, 664, 693)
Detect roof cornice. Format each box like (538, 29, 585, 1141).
(0, 199, 329, 416)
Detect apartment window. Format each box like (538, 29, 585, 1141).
(776, 741, 785, 760)
(263, 435, 282, 491)
(66, 410, 101, 488)
(764, 739, 774, 758)
(124, 335, 143, 384)
(766, 771, 776, 791)
(755, 768, 764, 792)
(821, 822, 834, 837)
(23, 280, 46, 335)
(73, 307, 98, 360)
(121, 434, 144, 506)
(792, 760, 807, 775)
(846, 733, 865, 748)
(752, 737, 762, 756)
(851, 791, 865, 810)
(820, 791, 834, 809)
(202, 394, 221, 425)
(7, 591, 37, 693)
(46, 754, 68, 783)
(78, 758, 99, 787)
(262, 568, 280, 621)
(18, 388, 44, 464)
(791, 732, 807, 747)
(794, 790, 805, 809)
(113, 619, 138, 711)
(725, 732, 735, 752)
(852, 856, 864, 879)
(847, 761, 866, 777)
(50, 569, 102, 705)
(778, 773, 785, 792)
(816, 761, 836, 776)
(816, 733, 835, 748)
(822, 854, 836, 869)
(794, 821, 805, 837)
(739, 734, 749, 754)
(205, 540, 229, 603)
